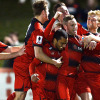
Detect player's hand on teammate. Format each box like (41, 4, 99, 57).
(53, 56, 63, 68)
(31, 73, 40, 83)
(54, 11, 62, 19)
(88, 41, 97, 50)
(17, 44, 26, 56)
(82, 35, 93, 48)
(82, 34, 97, 49)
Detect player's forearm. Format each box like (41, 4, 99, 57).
(0, 52, 20, 60)
(44, 18, 56, 39)
(89, 35, 100, 42)
(10, 46, 23, 52)
(92, 36, 100, 42)
(36, 51, 56, 65)
(34, 47, 56, 65)
(3, 46, 22, 53)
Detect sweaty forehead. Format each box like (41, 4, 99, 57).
(57, 6, 67, 11)
(68, 18, 77, 24)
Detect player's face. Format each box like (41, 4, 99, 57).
(67, 18, 78, 35)
(87, 14, 98, 29)
(55, 37, 68, 51)
(57, 6, 69, 23)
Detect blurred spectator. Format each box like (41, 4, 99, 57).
(3, 32, 23, 68)
(4, 32, 21, 46)
(80, 0, 100, 28)
(65, 0, 82, 22)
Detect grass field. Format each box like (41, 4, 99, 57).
(0, 0, 33, 67)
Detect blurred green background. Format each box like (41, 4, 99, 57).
(0, 0, 100, 67)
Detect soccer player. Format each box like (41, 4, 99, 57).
(56, 15, 92, 100)
(0, 41, 25, 60)
(53, 2, 88, 36)
(7, 0, 63, 100)
(31, 29, 68, 100)
(79, 10, 100, 100)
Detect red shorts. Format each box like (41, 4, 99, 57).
(84, 73, 100, 100)
(32, 64, 58, 100)
(57, 74, 76, 100)
(13, 62, 31, 92)
(32, 87, 57, 100)
(75, 72, 91, 95)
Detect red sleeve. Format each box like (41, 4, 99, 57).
(46, 31, 55, 42)
(0, 42, 8, 52)
(32, 29, 44, 47)
(77, 23, 88, 36)
(29, 58, 41, 76)
(44, 18, 56, 40)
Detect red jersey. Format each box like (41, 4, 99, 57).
(77, 23, 88, 35)
(81, 33, 100, 72)
(59, 35, 83, 76)
(14, 18, 56, 77)
(0, 42, 8, 53)
(34, 42, 62, 91)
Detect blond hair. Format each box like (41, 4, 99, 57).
(88, 10, 97, 16)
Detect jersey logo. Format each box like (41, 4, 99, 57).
(36, 36, 43, 44)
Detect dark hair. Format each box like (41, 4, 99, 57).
(63, 15, 74, 24)
(53, 29, 68, 41)
(32, 0, 48, 16)
(9, 32, 19, 37)
(53, 2, 66, 13)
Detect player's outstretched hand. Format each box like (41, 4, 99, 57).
(31, 73, 40, 83)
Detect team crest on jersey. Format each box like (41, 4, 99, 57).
(36, 36, 43, 44)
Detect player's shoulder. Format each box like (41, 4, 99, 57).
(34, 22, 43, 30)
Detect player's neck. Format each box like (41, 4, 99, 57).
(89, 28, 97, 33)
(35, 16, 45, 24)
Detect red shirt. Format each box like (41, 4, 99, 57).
(14, 18, 56, 76)
(59, 35, 83, 76)
(34, 42, 63, 91)
(81, 33, 100, 72)
(0, 42, 8, 53)
(29, 42, 62, 76)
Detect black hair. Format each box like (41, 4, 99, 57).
(53, 29, 68, 41)
(53, 2, 66, 13)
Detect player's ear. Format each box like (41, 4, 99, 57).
(41, 10, 45, 16)
(63, 25, 68, 32)
(53, 38, 57, 44)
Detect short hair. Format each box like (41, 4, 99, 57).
(95, 10, 100, 16)
(53, 29, 68, 41)
(88, 10, 100, 21)
(88, 10, 97, 16)
(55, 22, 63, 28)
(32, 0, 48, 16)
(9, 32, 19, 37)
(53, 2, 66, 13)
(63, 15, 74, 24)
